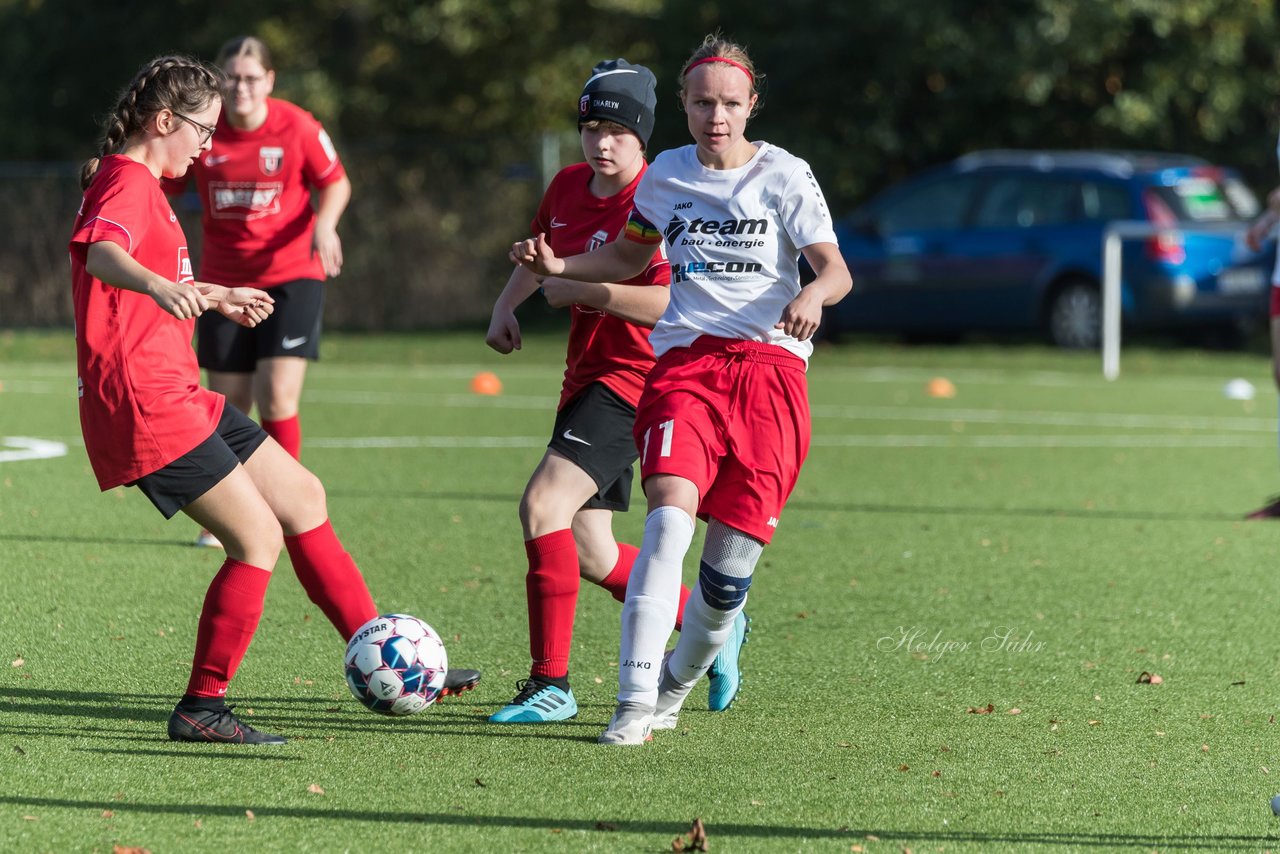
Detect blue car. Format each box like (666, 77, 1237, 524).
(823, 150, 1275, 347)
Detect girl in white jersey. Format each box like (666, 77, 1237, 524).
(511, 34, 852, 745)
(1245, 165, 1280, 520)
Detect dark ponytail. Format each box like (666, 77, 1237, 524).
(80, 55, 223, 190)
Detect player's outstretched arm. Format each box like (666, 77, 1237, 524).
(84, 241, 208, 321)
(486, 265, 543, 354)
(512, 232, 652, 285)
(541, 278, 670, 328)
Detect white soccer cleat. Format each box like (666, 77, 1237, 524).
(194, 529, 224, 549)
(598, 701, 654, 745)
(652, 658, 693, 731)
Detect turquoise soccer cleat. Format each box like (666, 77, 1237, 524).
(488, 679, 578, 723)
(707, 611, 750, 711)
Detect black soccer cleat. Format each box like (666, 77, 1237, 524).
(438, 668, 482, 698)
(167, 703, 287, 745)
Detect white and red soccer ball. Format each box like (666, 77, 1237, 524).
(344, 614, 448, 716)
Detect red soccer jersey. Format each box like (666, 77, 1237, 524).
(174, 98, 345, 287)
(535, 162, 669, 409)
(70, 155, 225, 490)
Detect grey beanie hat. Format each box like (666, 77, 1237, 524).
(578, 58, 657, 147)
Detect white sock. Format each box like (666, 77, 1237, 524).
(666, 586, 747, 689)
(616, 507, 695, 708)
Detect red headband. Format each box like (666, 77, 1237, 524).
(683, 56, 754, 85)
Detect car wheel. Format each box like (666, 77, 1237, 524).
(1046, 280, 1101, 349)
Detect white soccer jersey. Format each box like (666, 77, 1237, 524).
(630, 142, 838, 364)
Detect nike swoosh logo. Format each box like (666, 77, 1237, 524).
(562, 429, 591, 446)
(550, 217, 568, 228)
(281, 336, 308, 350)
(205, 155, 231, 166)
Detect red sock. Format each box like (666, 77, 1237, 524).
(185, 559, 272, 698)
(525, 530, 580, 679)
(285, 520, 379, 640)
(597, 542, 691, 631)
(262, 415, 301, 460)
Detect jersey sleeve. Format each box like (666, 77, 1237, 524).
(69, 170, 150, 259)
(623, 207, 663, 246)
(300, 115, 346, 188)
(779, 160, 838, 250)
(531, 176, 556, 236)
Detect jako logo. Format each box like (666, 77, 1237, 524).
(673, 260, 764, 282)
(664, 215, 768, 242)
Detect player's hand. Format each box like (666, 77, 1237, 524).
(510, 233, 564, 277)
(1247, 211, 1278, 252)
(774, 288, 825, 341)
(485, 309, 521, 354)
(218, 287, 275, 328)
(150, 279, 209, 321)
(538, 277, 581, 309)
(313, 226, 344, 278)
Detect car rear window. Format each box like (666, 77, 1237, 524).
(1150, 175, 1258, 222)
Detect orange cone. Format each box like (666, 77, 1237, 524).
(470, 371, 503, 395)
(925, 377, 955, 398)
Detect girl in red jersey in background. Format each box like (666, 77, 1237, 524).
(73, 56, 472, 744)
(485, 60, 746, 723)
(169, 36, 349, 548)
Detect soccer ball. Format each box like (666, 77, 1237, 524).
(344, 614, 448, 716)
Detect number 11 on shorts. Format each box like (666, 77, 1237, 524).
(642, 419, 675, 463)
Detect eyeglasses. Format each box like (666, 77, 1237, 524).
(173, 112, 216, 145)
(225, 74, 266, 89)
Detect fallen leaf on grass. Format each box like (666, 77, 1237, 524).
(1201, 744, 1210, 753)
(1007, 708, 1022, 715)
(101, 810, 114, 818)
(245, 810, 255, 822)
(112, 847, 149, 854)
(11, 658, 23, 668)
(898, 764, 910, 772)
(671, 817, 708, 852)
(1136, 672, 1163, 685)
(22, 816, 37, 821)
(1088, 720, 1101, 726)
(307, 784, 325, 795)
(967, 704, 995, 715)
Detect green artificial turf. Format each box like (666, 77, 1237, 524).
(5, 329, 1280, 851)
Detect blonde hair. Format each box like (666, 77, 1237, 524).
(677, 33, 764, 117)
(216, 35, 275, 73)
(80, 55, 223, 190)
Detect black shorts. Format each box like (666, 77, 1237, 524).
(548, 383, 640, 512)
(130, 405, 268, 519)
(197, 278, 324, 373)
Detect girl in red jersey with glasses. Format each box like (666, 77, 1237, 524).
(72, 55, 472, 744)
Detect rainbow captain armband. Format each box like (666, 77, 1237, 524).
(624, 208, 663, 245)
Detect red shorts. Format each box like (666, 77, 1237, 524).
(1270, 284, 1280, 318)
(633, 336, 810, 544)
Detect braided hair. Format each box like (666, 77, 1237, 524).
(80, 55, 224, 190)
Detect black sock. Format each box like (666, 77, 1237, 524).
(178, 694, 228, 711)
(534, 674, 570, 692)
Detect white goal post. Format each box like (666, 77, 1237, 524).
(1101, 221, 1260, 381)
